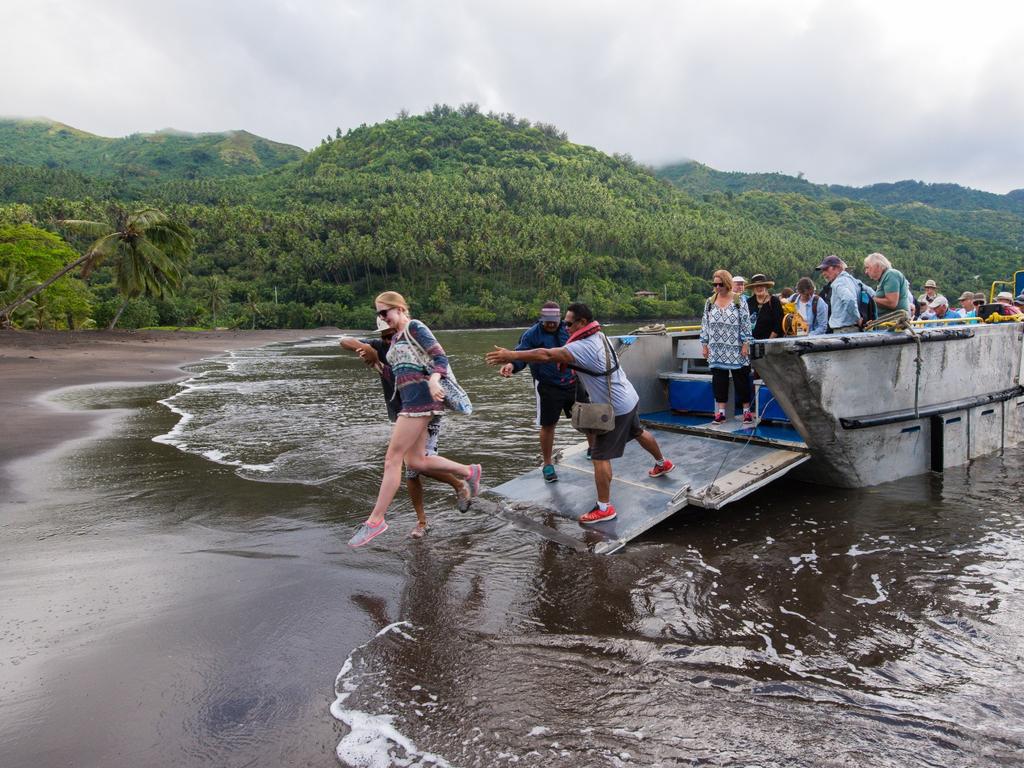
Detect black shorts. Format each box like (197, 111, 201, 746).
(591, 404, 644, 461)
(535, 380, 589, 426)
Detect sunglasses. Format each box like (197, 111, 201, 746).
(712, 282, 725, 287)
(376, 308, 391, 319)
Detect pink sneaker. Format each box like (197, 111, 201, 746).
(467, 464, 483, 497)
(649, 459, 675, 477)
(579, 504, 616, 524)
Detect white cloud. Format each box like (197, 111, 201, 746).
(1, 0, 1021, 192)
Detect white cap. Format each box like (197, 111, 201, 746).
(996, 291, 1014, 302)
(733, 275, 746, 283)
(927, 295, 948, 309)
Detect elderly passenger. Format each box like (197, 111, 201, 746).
(918, 279, 944, 305)
(815, 255, 861, 333)
(919, 295, 962, 321)
(958, 290, 978, 317)
(995, 291, 1023, 316)
(732, 275, 747, 298)
(864, 252, 912, 314)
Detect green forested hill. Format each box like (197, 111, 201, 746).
(1, 108, 1022, 330)
(0, 118, 306, 185)
(657, 161, 1024, 249)
(658, 161, 830, 199)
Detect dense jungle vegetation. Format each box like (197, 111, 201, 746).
(1, 108, 1022, 330)
(659, 161, 1024, 249)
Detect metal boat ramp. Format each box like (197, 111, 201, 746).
(489, 413, 809, 554)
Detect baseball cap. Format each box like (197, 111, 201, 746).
(815, 255, 843, 270)
(539, 303, 561, 322)
(928, 296, 948, 309)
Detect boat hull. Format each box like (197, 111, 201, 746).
(618, 323, 1024, 488)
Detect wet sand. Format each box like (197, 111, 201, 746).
(0, 327, 378, 767)
(0, 328, 335, 494)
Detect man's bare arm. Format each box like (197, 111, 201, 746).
(485, 345, 574, 366)
(874, 292, 899, 311)
(340, 337, 380, 367)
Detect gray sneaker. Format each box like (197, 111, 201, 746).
(348, 520, 388, 548)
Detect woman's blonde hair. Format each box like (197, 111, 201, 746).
(709, 269, 734, 300)
(374, 291, 409, 312)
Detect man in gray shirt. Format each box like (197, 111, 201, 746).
(485, 302, 674, 525)
(815, 255, 861, 333)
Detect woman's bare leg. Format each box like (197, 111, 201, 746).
(367, 416, 429, 525)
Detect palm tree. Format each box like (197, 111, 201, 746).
(0, 208, 194, 329)
(0, 265, 39, 327)
(243, 292, 263, 330)
(207, 276, 225, 327)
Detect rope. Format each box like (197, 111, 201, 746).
(863, 309, 911, 332)
(862, 309, 923, 417)
(699, 396, 773, 502)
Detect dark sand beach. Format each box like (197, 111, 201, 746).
(0, 329, 328, 494)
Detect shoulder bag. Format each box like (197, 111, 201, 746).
(399, 324, 473, 415)
(570, 334, 616, 434)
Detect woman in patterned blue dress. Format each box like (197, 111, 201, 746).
(699, 269, 755, 424)
(348, 291, 482, 547)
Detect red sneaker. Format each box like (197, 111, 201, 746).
(742, 411, 755, 424)
(713, 412, 727, 424)
(649, 459, 675, 477)
(579, 504, 616, 524)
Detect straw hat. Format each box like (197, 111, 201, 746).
(747, 273, 775, 289)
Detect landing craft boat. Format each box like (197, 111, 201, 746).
(491, 272, 1024, 554)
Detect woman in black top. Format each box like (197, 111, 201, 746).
(746, 273, 785, 340)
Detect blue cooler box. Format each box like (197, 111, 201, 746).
(668, 379, 714, 414)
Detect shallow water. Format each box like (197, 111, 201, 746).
(2, 329, 1023, 767)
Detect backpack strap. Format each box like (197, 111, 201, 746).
(566, 333, 621, 377)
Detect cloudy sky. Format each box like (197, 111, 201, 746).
(3, 0, 1022, 193)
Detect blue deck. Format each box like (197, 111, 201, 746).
(639, 410, 806, 448)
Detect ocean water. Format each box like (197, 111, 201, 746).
(2, 330, 1023, 768)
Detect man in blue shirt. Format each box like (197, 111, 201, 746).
(815, 255, 861, 333)
(920, 295, 963, 321)
(498, 301, 593, 483)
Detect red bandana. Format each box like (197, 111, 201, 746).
(567, 320, 601, 343)
(560, 321, 602, 371)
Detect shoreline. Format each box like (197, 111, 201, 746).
(0, 328, 337, 494)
